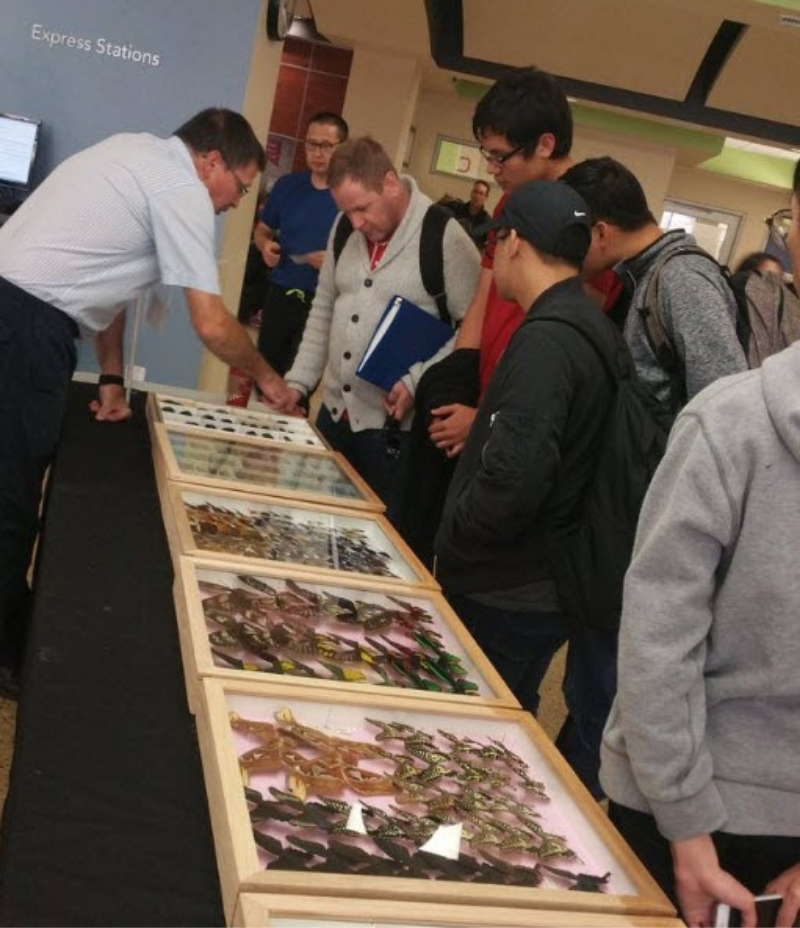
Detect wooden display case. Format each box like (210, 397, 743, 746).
(147, 392, 327, 449)
(151, 422, 384, 513)
(173, 557, 518, 713)
(231, 893, 684, 927)
(165, 484, 438, 591)
(197, 680, 675, 925)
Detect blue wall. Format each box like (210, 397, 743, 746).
(1, 0, 263, 387)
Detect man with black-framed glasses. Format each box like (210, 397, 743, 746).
(399, 66, 597, 567)
(250, 112, 349, 378)
(425, 66, 577, 460)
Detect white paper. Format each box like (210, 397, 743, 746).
(344, 800, 368, 835)
(359, 297, 402, 367)
(419, 821, 463, 860)
(289, 253, 312, 265)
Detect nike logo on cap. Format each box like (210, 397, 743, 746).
(574, 211, 587, 217)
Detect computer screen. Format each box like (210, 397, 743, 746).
(0, 112, 41, 189)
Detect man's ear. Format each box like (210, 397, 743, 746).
(591, 220, 624, 268)
(197, 149, 223, 180)
(382, 171, 402, 197)
(534, 132, 556, 159)
(593, 219, 612, 247)
(507, 229, 525, 258)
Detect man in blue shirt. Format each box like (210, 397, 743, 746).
(254, 112, 348, 374)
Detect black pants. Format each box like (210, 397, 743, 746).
(316, 405, 410, 528)
(609, 802, 800, 907)
(237, 241, 270, 325)
(0, 278, 77, 670)
(256, 282, 313, 376)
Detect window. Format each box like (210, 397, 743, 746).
(431, 135, 494, 184)
(660, 198, 742, 266)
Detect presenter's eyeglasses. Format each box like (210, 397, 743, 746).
(225, 164, 251, 198)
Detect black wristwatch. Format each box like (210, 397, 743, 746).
(98, 374, 125, 387)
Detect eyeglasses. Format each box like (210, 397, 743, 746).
(305, 140, 338, 153)
(766, 207, 792, 249)
(226, 164, 251, 198)
(495, 228, 512, 242)
(479, 144, 525, 165)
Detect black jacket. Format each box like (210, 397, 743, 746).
(394, 348, 480, 569)
(435, 277, 614, 595)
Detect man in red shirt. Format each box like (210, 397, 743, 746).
(429, 66, 576, 456)
(400, 67, 620, 567)
(428, 67, 622, 457)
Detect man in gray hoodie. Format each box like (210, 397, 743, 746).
(561, 156, 747, 420)
(600, 180, 800, 928)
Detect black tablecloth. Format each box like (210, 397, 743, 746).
(0, 382, 224, 926)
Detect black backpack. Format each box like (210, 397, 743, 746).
(331, 204, 453, 326)
(536, 313, 671, 631)
(641, 246, 800, 385)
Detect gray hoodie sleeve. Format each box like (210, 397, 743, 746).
(613, 410, 739, 840)
(658, 258, 747, 400)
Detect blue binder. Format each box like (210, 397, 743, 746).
(356, 295, 453, 392)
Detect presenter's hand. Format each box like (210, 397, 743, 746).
(90, 384, 132, 423)
(384, 381, 414, 421)
(429, 403, 476, 457)
(259, 378, 306, 417)
(262, 240, 281, 269)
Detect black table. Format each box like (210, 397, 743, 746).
(0, 383, 225, 926)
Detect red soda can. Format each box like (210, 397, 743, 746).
(226, 366, 253, 408)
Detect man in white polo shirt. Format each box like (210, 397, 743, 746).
(0, 107, 289, 695)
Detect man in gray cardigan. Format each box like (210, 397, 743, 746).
(276, 137, 480, 521)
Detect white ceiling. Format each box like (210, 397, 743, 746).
(309, 0, 800, 149)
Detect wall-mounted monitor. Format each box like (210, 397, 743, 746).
(0, 112, 41, 189)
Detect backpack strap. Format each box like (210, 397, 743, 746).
(534, 314, 620, 386)
(727, 270, 754, 358)
(639, 245, 722, 411)
(331, 203, 453, 327)
(534, 312, 674, 432)
(332, 212, 354, 265)
(419, 204, 452, 327)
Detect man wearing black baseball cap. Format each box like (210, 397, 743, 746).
(436, 179, 621, 798)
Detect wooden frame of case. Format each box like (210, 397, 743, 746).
(146, 392, 329, 450)
(166, 483, 439, 591)
(151, 421, 385, 513)
(231, 893, 684, 927)
(173, 556, 519, 714)
(148, 415, 189, 571)
(197, 680, 675, 925)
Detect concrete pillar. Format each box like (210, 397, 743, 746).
(342, 47, 421, 169)
(198, 0, 282, 394)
